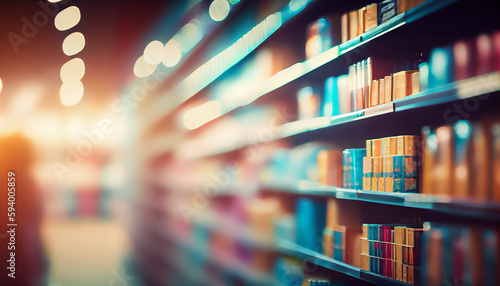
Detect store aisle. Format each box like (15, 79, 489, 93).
(42, 219, 131, 286)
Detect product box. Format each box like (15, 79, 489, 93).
(348, 10, 359, 40)
(323, 228, 334, 257)
(318, 149, 343, 187)
(378, 0, 398, 24)
(393, 155, 418, 193)
(393, 70, 413, 100)
(343, 149, 367, 190)
(358, 7, 366, 35)
(453, 120, 472, 198)
(475, 34, 494, 76)
(394, 226, 406, 281)
(341, 13, 349, 43)
(493, 123, 500, 202)
(419, 62, 429, 91)
(434, 126, 454, 195)
(384, 75, 393, 103)
(411, 71, 420, 95)
(379, 78, 386, 104)
(453, 39, 475, 81)
(297, 86, 321, 120)
(384, 156, 394, 192)
(338, 74, 350, 114)
(421, 127, 435, 194)
(363, 157, 373, 191)
(306, 18, 332, 60)
(472, 123, 490, 200)
(396, 135, 418, 155)
(371, 79, 379, 107)
(365, 3, 378, 31)
(429, 46, 455, 89)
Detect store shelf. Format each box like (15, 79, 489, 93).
(186, 0, 459, 128)
(188, 210, 413, 286)
(276, 240, 412, 286)
(181, 71, 500, 159)
(261, 179, 500, 222)
(145, 218, 282, 286)
(143, 0, 315, 130)
(395, 71, 500, 111)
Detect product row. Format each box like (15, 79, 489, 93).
(298, 31, 500, 120)
(306, 0, 428, 59)
(265, 118, 500, 201)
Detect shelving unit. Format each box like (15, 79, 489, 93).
(133, 0, 500, 285)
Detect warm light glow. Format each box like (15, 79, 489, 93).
(54, 6, 81, 31)
(0, 77, 2, 95)
(60, 58, 85, 82)
(133, 56, 157, 78)
(8, 84, 44, 117)
(60, 81, 84, 106)
(62, 32, 85, 56)
(48, 0, 63, 2)
(162, 39, 182, 67)
(209, 0, 230, 22)
(183, 101, 222, 130)
(144, 40, 164, 65)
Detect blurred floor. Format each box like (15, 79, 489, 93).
(42, 219, 130, 286)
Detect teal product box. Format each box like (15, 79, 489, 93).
(333, 229, 343, 261)
(296, 198, 327, 252)
(323, 77, 340, 117)
(429, 46, 455, 89)
(343, 148, 367, 190)
(393, 155, 418, 193)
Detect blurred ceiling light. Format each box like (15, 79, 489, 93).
(60, 58, 85, 82)
(228, 0, 240, 4)
(60, 81, 84, 106)
(144, 40, 165, 65)
(133, 56, 157, 78)
(182, 100, 222, 130)
(162, 39, 182, 67)
(62, 32, 85, 56)
(209, 0, 230, 22)
(54, 6, 81, 31)
(48, 0, 63, 2)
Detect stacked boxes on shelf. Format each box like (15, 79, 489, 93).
(360, 224, 424, 284)
(422, 223, 499, 285)
(363, 135, 419, 193)
(422, 120, 500, 201)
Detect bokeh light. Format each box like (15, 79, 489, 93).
(133, 56, 157, 77)
(162, 39, 182, 67)
(60, 58, 85, 82)
(144, 40, 165, 65)
(60, 81, 84, 106)
(54, 6, 81, 31)
(209, 0, 230, 22)
(62, 32, 86, 56)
